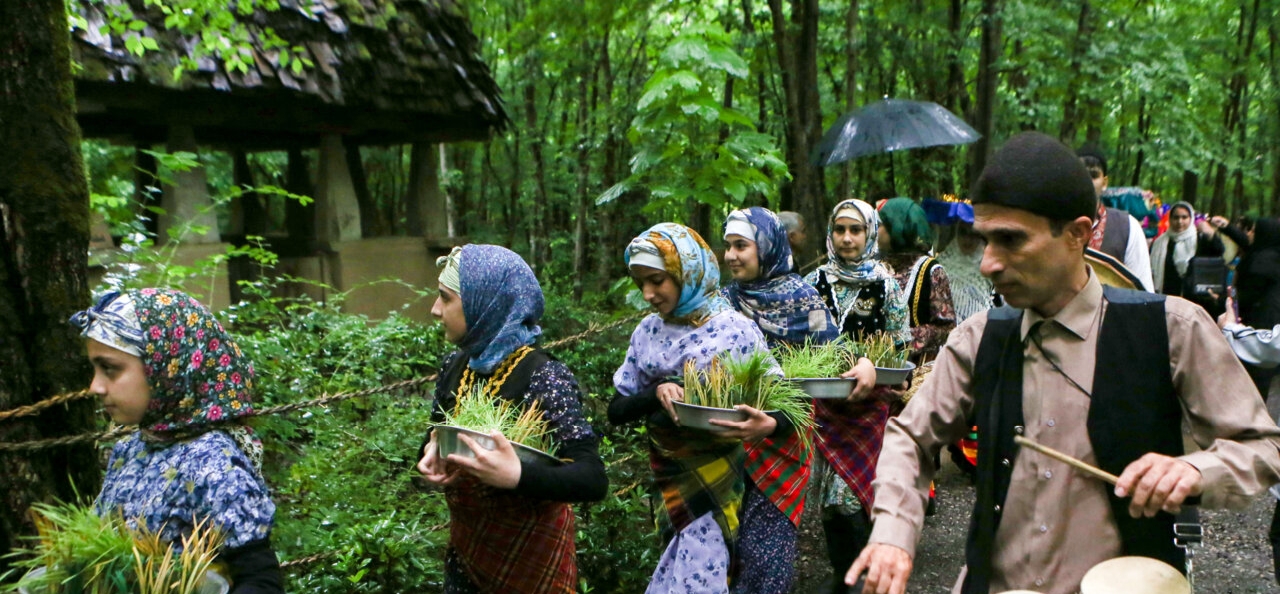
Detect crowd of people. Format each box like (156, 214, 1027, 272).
(68, 130, 1280, 594)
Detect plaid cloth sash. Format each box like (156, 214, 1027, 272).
(743, 425, 812, 527)
(446, 477, 577, 593)
(813, 398, 890, 509)
(648, 424, 745, 549)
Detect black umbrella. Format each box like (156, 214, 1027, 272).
(810, 99, 980, 167)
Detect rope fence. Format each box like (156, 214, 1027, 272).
(0, 312, 643, 453)
(0, 312, 642, 570)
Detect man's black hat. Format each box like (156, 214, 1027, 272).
(971, 131, 1098, 222)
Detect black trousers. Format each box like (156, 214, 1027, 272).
(822, 508, 873, 594)
(1270, 499, 1280, 584)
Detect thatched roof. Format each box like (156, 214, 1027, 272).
(72, 0, 507, 148)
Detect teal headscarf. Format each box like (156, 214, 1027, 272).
(878, 197, 934, 252)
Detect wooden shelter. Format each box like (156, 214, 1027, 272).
(73, 0, 506, 317)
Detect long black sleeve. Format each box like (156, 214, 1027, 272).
(608, 385, 663, 425)
(221, 539, 284, 594)
(514, 438, 608, 502)
(1222, 224, 1250, 250)
(1198, 232, 1225, 258)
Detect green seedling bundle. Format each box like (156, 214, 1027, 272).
(442, 385, 554, 453)
(4, 502, 224, 594)
(681, 350, 815, 447)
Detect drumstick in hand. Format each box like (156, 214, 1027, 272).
(1013, 435, 1119, 485)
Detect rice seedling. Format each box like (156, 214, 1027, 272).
(681, 350, 816, 449)
(442, 385, 554, 453)
(774, 338, 855, 379)
(3, 502, 225, 594)
(859, 331, 909, 369)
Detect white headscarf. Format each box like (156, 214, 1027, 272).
(1150, 201, 1197, 293)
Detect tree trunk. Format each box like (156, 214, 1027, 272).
(1183, 170, 1200, 210)
(524, 81, 549, 270)
(285, 148, 316, 247)
(1270, 12, 1280, 215)
(1211, 0, 1263, 216)
(968, 0, 1001, 186)
(572, 38, 594, 302)
(343, 139, 381, 238)
(768, 0, 825, 235)
(1130, 96, 1149, 186)
(1058, 0, 1094, 143)
(0, 0, 102, 569)
(838, 0, 860, 203)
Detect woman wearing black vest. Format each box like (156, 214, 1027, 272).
(417, 244, 607, 594)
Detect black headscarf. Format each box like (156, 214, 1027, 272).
(1235, 217, 1280, 327)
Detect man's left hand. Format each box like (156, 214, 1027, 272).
(1114, 453, 1203, 518)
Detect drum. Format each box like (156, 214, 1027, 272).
(1079, 556, 1190, 594)
(1085, 248, 1143, 291)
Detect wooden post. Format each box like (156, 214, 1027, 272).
(159, 125, 219, 245)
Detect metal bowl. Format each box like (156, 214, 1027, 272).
(792, 377, 857, 399)
(20, 567, 229, 594)
(671, 401, 748, 433)
(433, 425, 562, 467)
(875, 361, 917, 385)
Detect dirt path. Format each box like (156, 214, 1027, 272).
(792, 457, 1278, 593)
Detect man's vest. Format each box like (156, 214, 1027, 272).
(962, 286, 1184, 594)
(1098, 207, 1131, 262)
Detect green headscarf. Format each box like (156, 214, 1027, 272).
(878, 197, 934, 252)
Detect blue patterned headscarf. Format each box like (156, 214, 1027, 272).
(454, 244, 544, 374)
(722, 208, 837, 347)
(625, 223, 731, 327)
(817, 199, 892, 287)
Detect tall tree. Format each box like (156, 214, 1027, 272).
(968, 0, 1001, 184)
(767, 0, 825, 230)
(0, 0, 101, 568)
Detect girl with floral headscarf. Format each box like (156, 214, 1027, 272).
(70, 289, 282, 593)
(721, 207, 879, 593)
(610, 223, 788, 593)
(803, 199, 911, 592)
(416, 244, 606, 594)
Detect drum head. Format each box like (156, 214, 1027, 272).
(1079, 556, 1190, 594)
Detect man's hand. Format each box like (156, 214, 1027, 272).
(708, 404, 777, 441)
(840, 356, 878, 400)
(1114, 453, 1203, 518)
(449, 431, 524, 489)
(1218, 297, 1238, 328)
(846, 543, 913, 594)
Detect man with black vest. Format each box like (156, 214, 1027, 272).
(845, 131, 1280, 594)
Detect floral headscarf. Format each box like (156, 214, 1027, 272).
(817, 199, 892, 286)
(625, 223, 731, 327)
(71, 289, 262, 470)
(722, 207, 837, 347)
(452, 244, 544, 374)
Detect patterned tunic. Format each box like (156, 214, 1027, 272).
(95, 430, 274, 551)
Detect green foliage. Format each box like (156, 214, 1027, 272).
(601, 23, 788, 218)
